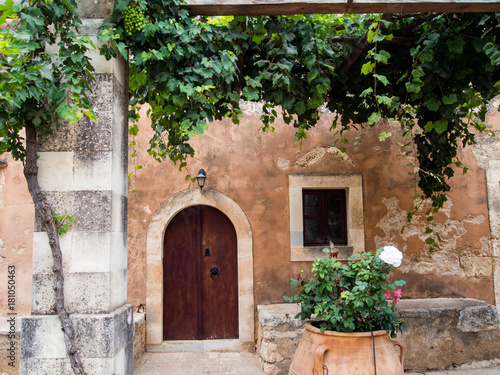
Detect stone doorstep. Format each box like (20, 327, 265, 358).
(256, 299, 500, 375)
(147, 339, 250, 353)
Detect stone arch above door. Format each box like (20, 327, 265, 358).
(146, 189, 254, 349)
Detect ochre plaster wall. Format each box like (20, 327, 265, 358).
(0, 102, 496, 322)
(127, 103, 497, 310)
(0, 155, 34, 316)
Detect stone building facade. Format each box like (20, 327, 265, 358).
(1, 97, 500, 373)
(125, 101, 500, 351)
(0, 1, 499, 371)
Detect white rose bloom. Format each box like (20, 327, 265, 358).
(379, 246, 403, 267)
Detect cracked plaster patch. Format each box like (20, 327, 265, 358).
(11, 246, 25, 254)
(472, 97, 500, 169)
(472, 135, 500, 170)
(295, 146, 354, 168)
(239, 101, 265, 115)
(326, 146, 354, 165)
(375, 196, 490, 278)
(276, 158, 290, 171)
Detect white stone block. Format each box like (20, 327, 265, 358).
(112, 151, 127, 197)
(74, 151, 113, 191)
(112, 346, 126, 375)
(87, 38, 113, 73)
(110, 231, 128, 270)
(37, 152, 74, 191)
(111, 192, 126, 232)
(23, 316, 68, 358)
(70, 232, 111, 273)
(110, 268, 127, 310)
(33, 231, 72, 274)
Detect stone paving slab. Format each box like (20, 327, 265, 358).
(405, 366, 500, 375)
(134, 352, 500, 375)
(134, 352, 265, 375)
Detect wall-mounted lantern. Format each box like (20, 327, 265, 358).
(196, 169, 207, 190)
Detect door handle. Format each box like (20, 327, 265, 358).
(210, 267, 220, 280)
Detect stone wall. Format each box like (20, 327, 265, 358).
(256, 304, 305, 375)
(133, 312, 146, 363)
(257, 300, 500, 374)
(399, 299, 500, 371)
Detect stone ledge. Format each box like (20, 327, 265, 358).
(397, 298, 500, 372)
(4, 310, 144, 375)
(257, 299, 500, 375)
(21, 305, 134, 374)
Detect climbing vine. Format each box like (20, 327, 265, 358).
(0, 0, 95, 374)
(100, 2, 500, 240)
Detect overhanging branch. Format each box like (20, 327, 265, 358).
(182, 0, 500, 16)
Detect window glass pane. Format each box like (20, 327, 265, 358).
(304, 194, 319, 216)
(327, 218, 342, 240)
(304, 219, 320, 241)
(327, 194, 342, 216)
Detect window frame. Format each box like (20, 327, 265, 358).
(288, 174, 365, 261)
(302, 189, 347, 246)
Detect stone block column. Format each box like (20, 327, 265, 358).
(20, 4, 134, 373)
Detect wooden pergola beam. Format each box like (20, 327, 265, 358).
(182, 0, 500, 16)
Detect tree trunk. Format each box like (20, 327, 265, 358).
(23, 122, 87, 375)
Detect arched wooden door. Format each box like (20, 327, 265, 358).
(163, 205, 239, 340)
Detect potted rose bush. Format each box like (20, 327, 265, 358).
(284, 245, 406, 375)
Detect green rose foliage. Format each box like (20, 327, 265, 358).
(284, 249, 406, 334)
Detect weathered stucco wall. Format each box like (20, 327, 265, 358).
(0, 155, 33, 317)
(127, 102, 499, 311)
(0, 100, 497, 351)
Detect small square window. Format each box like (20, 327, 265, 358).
(289, 174, 364, 261)
(302, 190, 347, 246)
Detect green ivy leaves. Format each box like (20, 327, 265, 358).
(54, 212, 76, 236)
(99, 6, 499, 218)
(0, 0, 95, 162)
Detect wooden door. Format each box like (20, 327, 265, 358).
(163, 205, 239, 340)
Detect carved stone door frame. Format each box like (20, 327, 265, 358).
(146, 189, 254, 350)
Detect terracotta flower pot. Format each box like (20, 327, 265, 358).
(289, 322, 404, 375)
